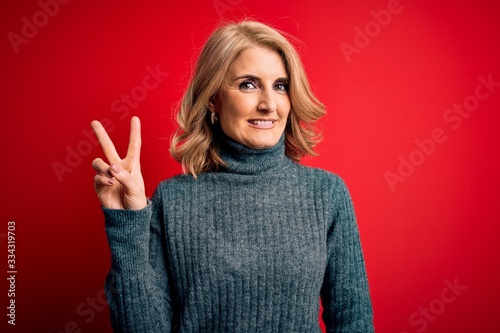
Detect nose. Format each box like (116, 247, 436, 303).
(257, 88, 277, 114)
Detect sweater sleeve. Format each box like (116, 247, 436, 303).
(103, 186, 174, 332)
(320, 177, 374, 332)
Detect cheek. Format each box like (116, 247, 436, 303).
(219, 100, 246, 136)
(221, 104, 245, 126)
(221, 94, 253, 120)
(279, 97, 291, 117)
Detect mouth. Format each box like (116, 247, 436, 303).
(247, 119, 277, 129)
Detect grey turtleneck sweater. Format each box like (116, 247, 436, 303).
(102, 133, 374, 333)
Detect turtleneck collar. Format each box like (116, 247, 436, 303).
(216, 128, 293, 175)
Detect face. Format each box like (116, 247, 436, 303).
(211, 46, 291, 149)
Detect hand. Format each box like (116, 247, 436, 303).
(90, 116, 147, 210)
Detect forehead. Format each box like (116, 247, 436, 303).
(228, 46, 288, 78)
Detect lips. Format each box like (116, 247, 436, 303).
(247, 119, 277, 129)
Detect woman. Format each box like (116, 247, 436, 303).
(91, 20, 374, 332)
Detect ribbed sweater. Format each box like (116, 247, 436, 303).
(102, 133, 374, 333)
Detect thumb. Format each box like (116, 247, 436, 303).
(109, 164, 140, 194)
(110, 164, 147, 210)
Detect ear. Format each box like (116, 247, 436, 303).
(207, 100, 216, 113)
(208, 94, 219, 113)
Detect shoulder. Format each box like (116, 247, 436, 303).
(151, 174, 197, 200)
(157, 174, 195, 188)
(153, 172, 225, 196)
(295, 165, 354, 209)
(295, 164, 349, 190)
(158, 173, 205, 188)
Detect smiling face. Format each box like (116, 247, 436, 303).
(211, 46, 291, 149)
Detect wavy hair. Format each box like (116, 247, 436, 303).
(170, 20, 326, 177)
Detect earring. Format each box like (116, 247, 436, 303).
(210, 112, 218, 125)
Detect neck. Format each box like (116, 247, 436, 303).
(216, 129, 292, 175)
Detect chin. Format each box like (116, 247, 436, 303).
(246, 137, 280, 149)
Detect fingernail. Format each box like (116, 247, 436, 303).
(111, 164, 122, 174)
(107, 178, 115, 185)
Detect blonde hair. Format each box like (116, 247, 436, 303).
(170, 20, 326, 177)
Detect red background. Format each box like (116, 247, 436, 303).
(2, 0, 500, 332)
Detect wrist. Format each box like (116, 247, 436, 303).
(126, 197, 149, 210)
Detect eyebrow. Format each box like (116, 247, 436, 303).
(234, 74, 289, 83)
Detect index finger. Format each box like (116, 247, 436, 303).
(126, 116, 142, 161)
(90, 120, 121, 164)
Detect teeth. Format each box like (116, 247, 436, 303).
(249, 120, 274, 125)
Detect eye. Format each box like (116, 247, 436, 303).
(239, 81, 257, 90)
(274, 82, 289, 92)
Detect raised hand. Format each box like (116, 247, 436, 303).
(91, 116, 147, 210)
